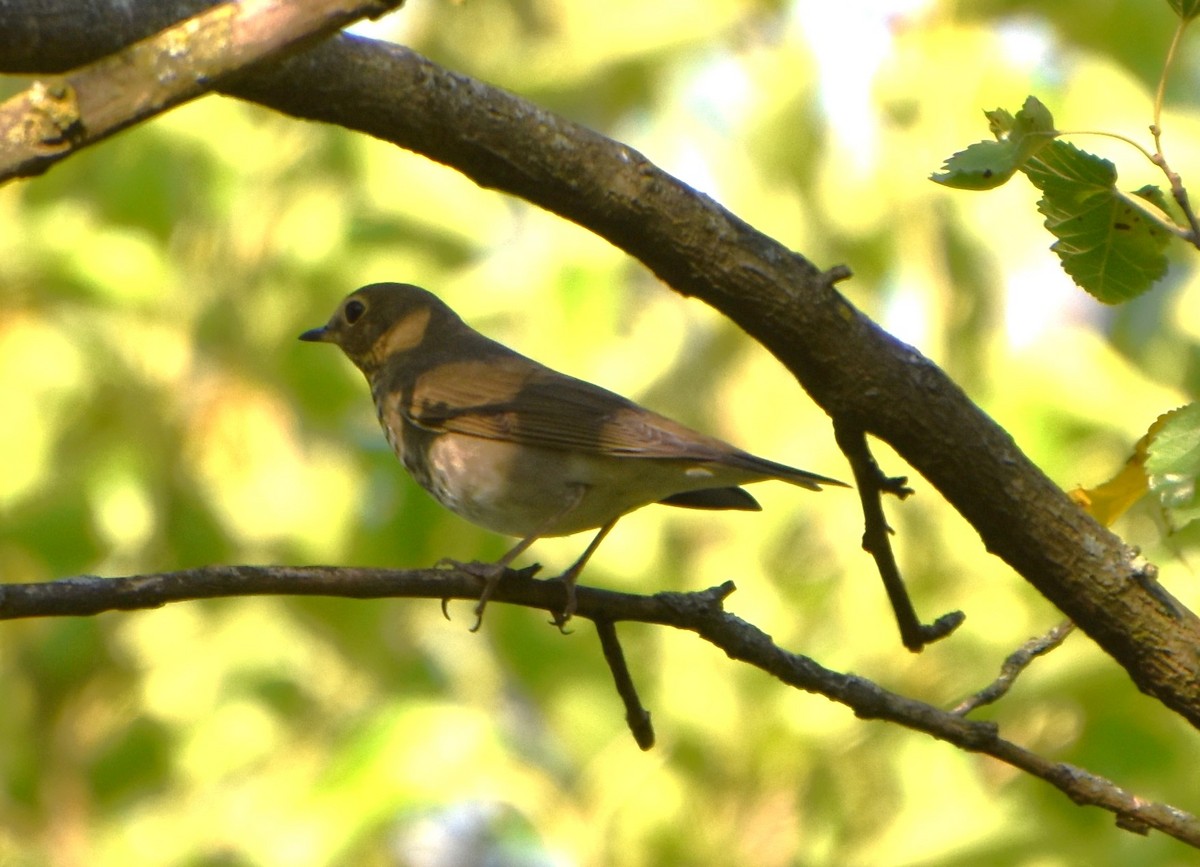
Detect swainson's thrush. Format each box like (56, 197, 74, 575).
(301, 282, 844, 626)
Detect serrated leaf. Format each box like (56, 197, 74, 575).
(931, 139, 1018, 190)
(1169, 0, 1200, 22)
(1008, 95, 1056, 163)
(1023, 137, 1117, 192)
(986, 108, 1015, 137)
(1132, 184, 1172, 215)
(932, 96, 1055, 191)
(1022, 140, 1170, 303)
(1146, 403, 1200, 529)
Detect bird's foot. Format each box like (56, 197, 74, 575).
(435, 558, 541, 631)
(547, 572, 580, 633)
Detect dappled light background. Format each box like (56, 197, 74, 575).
(3, 0, 1200, 864)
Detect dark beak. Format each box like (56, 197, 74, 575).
(298, 326, 330, 342)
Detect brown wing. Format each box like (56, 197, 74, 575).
(402, 354, 844, 490)
(404, 355, 718, 457)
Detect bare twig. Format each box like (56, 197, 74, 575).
(595, 619, 654, 750)
(0, 0, 404, 182)
(833, 419, 964, 650)
(1149, 141, 1200, 249)
(1149, 15, 1200, 246)
(952, 621, 1076, 716)
(0, 566, 1196, 846)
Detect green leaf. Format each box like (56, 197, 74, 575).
(985, 108, 1015, 137)
(930, 139, 1018, 190)
(1146, 403, 1200, 529)
(932, 96, 1055, 191)
(1022, 141, 1170, 303)
(1131, 184, 1173, 215)
(1169, 0, 1200, 22)
(1007, 95, 1056, 163)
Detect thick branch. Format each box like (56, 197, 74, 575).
(0, 0, 403, 179)
(0, 0, 221, 73)
(3, 6, 1200, 726)
(1, 566, 1197, 847)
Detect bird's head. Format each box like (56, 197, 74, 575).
(300, 282, 459, 374)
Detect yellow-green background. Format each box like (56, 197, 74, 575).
(3, 1, 1200, 864)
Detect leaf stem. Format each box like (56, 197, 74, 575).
(1051, 130, 1156, 165)
(1153, 18, 1190, 152)
(1151, 16, 1200, 245)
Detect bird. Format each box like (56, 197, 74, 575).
(300, 282, 845, 628)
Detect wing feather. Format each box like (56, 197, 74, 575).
(402, 355, 843, 489)
(406, 356, 710, 455)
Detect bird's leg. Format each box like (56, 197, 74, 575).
(444, 484, 591, 630)
(462, 533, 541, 630)
(436, 531, 543, 626)
(550, 518, 617, 628)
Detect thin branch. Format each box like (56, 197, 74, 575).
(952, 621, 1076, 716)
(833, 419, 964, 650)
(1152, 14, 1193, 153)
(1149, 141, 1200, 249)
(595, 618, 655, 750)
(0, 0, 404, 181)
(1150, 16, 1200, 245)
(0, 566, 1197, 846)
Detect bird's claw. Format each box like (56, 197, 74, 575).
(547, 573, 579, 633)
(434, 558, 551, 631)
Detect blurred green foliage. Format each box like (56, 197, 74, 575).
(2, 1, 1200, 865)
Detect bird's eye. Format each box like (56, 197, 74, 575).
(344, 299, 366, 324)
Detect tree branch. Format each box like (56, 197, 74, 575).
(595, 617, 655, 751)
(0, 0, 404, 180)
(834, 418, 964, 650)
(953, 621, 1077, 716)
(1, 566, 1197, 846)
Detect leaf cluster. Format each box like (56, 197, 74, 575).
(935, 0, 1200, 534)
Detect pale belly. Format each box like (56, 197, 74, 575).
(406, 431, 738, 538)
